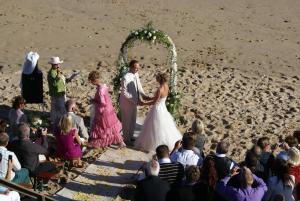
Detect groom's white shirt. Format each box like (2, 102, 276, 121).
(121, 72, 145, 105)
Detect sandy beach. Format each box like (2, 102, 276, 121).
(0, 0, 300, 169)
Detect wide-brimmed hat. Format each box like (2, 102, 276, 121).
(22, 51, 39, 75)
(287, 147, 300, 166)
(48, 56, 63, 65)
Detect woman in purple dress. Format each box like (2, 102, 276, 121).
(55, 114, 83, 167)
(88, 71, 126, 148)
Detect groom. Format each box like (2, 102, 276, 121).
(120, 60, 149, 145)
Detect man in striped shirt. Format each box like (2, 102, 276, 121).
(156, 145, 184, 187)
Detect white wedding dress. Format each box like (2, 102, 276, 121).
(135, 97, 182, 152)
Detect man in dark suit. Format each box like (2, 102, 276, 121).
(135, 160, 170, 201)
(9, 123, 55, 175)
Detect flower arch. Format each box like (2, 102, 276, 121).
(113, 23, 180, 119)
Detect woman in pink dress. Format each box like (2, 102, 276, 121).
(88, 71, 126, 148)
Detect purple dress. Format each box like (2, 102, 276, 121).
(55, 128, 82, 160)
(89, 84, 123, 148)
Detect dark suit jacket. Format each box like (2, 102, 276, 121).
(9, 137, 48, 173)
(135, 176, 170, 201)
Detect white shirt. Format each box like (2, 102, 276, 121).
(170, 149, 203, 167)
(158, 158, 172, 164)
(120, 72, 145, 104)
(0, 146, 21, 181)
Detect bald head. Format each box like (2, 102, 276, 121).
(65, 99, 76, 112)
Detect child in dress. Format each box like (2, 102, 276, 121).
(88, 71, 126, 148)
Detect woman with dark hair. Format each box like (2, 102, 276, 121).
(243, 146, 265, 179)
(198, 155, 220, 201)
(8, 96, 27, 139)
(217, 166, 267, 201)
(135, 72, 182, 152)
(262, 158, 295, 201)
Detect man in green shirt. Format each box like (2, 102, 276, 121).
(47, 56, 66, 125)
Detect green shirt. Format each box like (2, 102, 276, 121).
(47, 68, 66, 97)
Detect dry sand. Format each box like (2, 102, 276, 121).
(0, 0, 300, 164)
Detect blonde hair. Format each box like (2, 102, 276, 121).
(59, 114, 73, 134)
(191, 119, 204, 135)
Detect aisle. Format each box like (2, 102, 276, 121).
(54, 118, 151, 201)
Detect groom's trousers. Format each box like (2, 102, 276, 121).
(120, 96, 137, 142)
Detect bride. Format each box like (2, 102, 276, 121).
(135, 72, 182, 152)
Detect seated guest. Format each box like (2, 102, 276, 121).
(0, 153, 21, 201)
(135, 160, 170, 201)
(257, 137, 272, 166)
(171, 165, 201, 201)
(184, 120, 206, 156)
(287, 147, 300, 184)
(295, 183, 300, 201)
(65, 99, 89, 141)
(200, 155, 221, 201)
(243, 146, 264, 179)
(217, 166, 267, 201)
(0, 132, 30, 185)
(170, 136, 203, 167)
(156, 145, 184, 186)
(263, 158, 295, 201)
(10, 123, 55, 175)
(55, 114, 83, 167)
(8, 96, 27, 139)
(293, 129, 300, 150)
(0, 119, 7, 132)
(284, 136, 299, 150)
(214, 141, 235, 180)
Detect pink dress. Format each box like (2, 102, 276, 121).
(89, 84, 123, 148)
(55, 128, 82, 160)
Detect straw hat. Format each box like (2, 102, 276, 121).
(22, 51, 39, 75)
(48, 56, 63, 65)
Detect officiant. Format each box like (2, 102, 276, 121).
(21, 52, 43, 104)
(47, 56, 67, 125)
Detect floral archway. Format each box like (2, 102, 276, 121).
(113, 23, 180, 119)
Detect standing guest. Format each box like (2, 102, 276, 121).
(119, 60, 149, 145)
(287, 147, 300, 184)
(135, 160, 170, 201)
(263, 158, 295, 201)
(156, 145, 184, 187)
(47, 56, 66, 125)
(170, 165, 201, 201)
(65, 99, 89, 141)
(214, 141, 235, 180)
(170, 136, 203, 167)
(8, 96, 27, 139)
(217, 167, 267, 201)
(10, 123, 55, 175)
(55, 114, 83, 167)
(0, 132, 30, 185)
(21, 52, 43, 104)
(88, 71, 126, 148)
